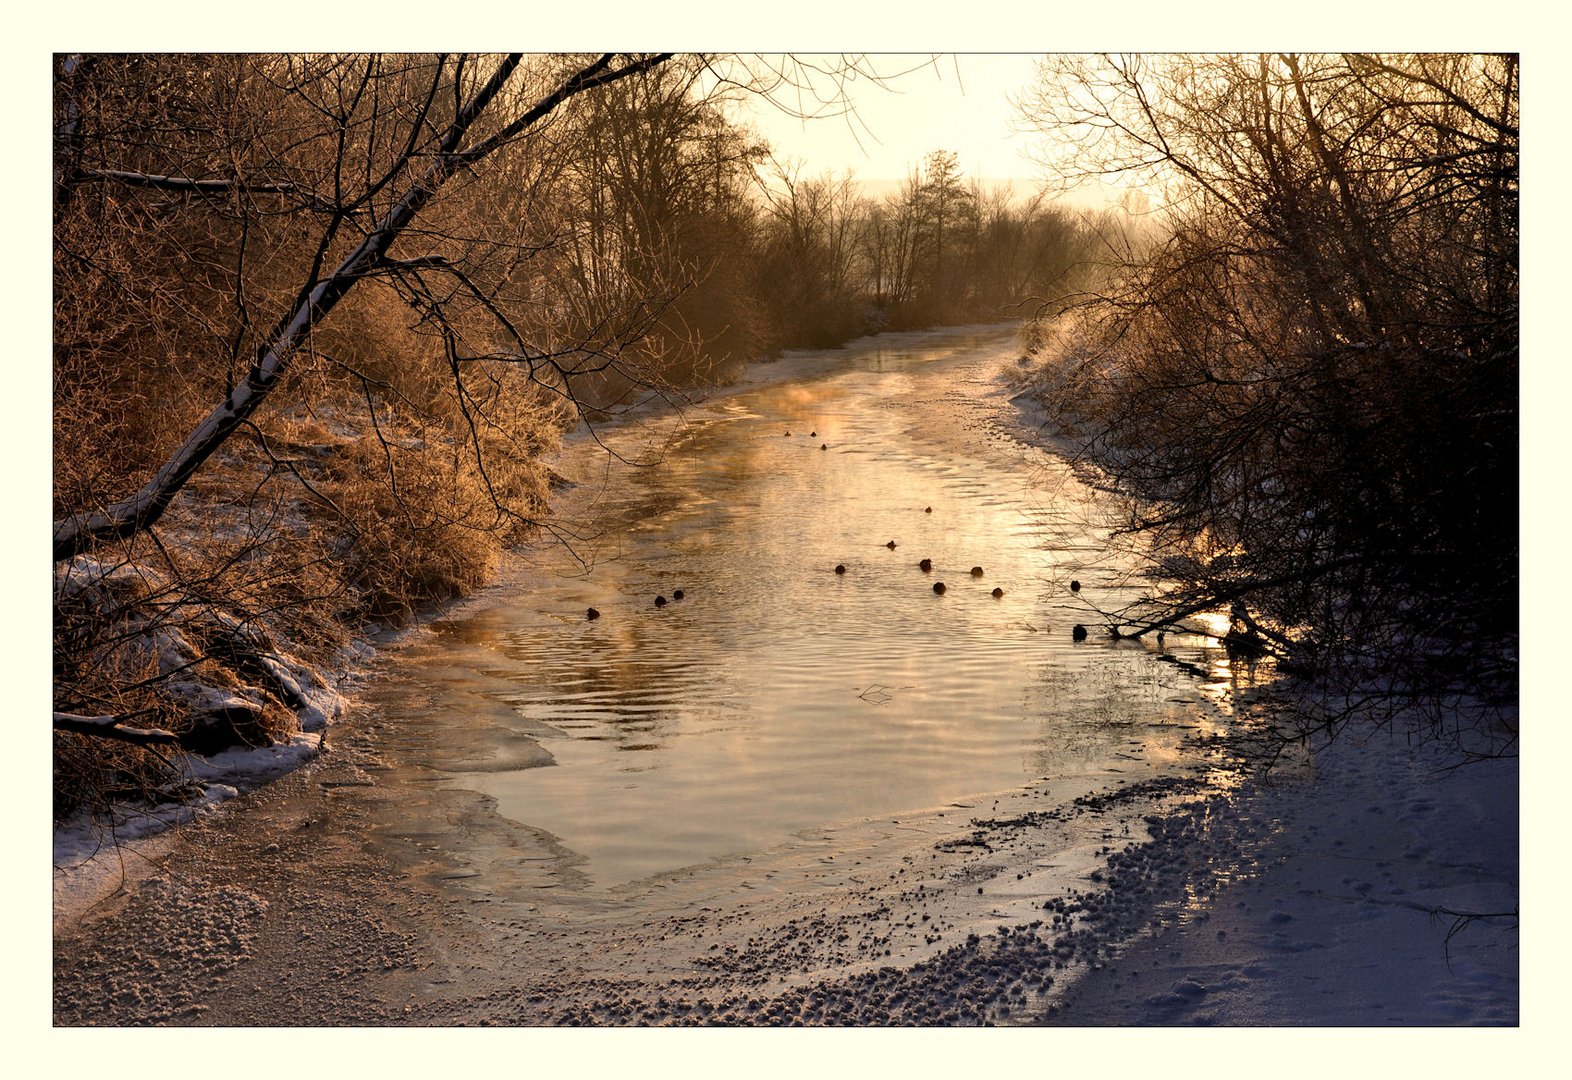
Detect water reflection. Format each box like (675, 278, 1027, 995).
(360, 326, 1236, 891)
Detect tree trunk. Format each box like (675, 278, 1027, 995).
(53, 52, 670, 563)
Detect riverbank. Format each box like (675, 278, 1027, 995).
(1050, 718, 1518, 1024)
(50, 321, 1519, 1032)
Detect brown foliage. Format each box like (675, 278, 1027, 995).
(1024, 54, 1517, 737)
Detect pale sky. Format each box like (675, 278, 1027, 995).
(739, 54, 1046, 184)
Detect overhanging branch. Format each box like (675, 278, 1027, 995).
(72, 168, 301, 196)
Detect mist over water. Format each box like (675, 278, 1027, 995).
(359, 326, 1227, 890)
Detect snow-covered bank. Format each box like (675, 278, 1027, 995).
(53, 656, 352, 928)
(1047, 721, 1518, 1024)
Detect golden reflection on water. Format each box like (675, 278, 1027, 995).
(1189, 611, 1232, 639)
(363, 327, 1263, 890)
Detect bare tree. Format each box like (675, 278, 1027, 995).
(53, 53, 681, 564)
(753, 158, 867, 346)
(1019, 54, 1517, 751)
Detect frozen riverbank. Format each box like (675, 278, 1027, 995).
(1050, 722, 1518, 1024)
(50, 321, 1519, 1032)
(50, 693, 1518, 1029)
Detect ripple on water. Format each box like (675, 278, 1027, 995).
(361, 327, 1232, 890)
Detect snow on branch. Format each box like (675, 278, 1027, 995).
(54, 711, 181, 747)
(73, 168, 300, 196)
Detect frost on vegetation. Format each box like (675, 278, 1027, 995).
(56, 550, 348, 823)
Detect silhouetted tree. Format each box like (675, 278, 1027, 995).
(753, 159, 867, 346)
(1020, 53, 1517, 749)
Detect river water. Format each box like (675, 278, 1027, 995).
(54, 323, 1519, 1029)
(354, 324, 1233, 899)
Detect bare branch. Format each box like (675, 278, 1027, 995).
(54, 711, 181, 747)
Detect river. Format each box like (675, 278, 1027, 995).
(55, 323, 1265, 1027)
(352, 323, 1236, 895)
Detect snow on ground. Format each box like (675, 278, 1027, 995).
(52, 731, 326, 928)
(1048, 722, 1518, 1024)
(52, 630, 361, 928)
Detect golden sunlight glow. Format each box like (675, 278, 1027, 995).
(1190, 610, 1233, 639)
(740, 55, 1041, 182)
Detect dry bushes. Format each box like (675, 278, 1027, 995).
(52, 546, 306, 817)
(288, 300, 567, 620)
(53, 348, 567, 819)
(316, 406, 556, 621)
(1022, 55, 1517, 744)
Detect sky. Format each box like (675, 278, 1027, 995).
(738, 54, 1046, 184)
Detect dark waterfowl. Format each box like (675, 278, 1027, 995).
(970, 566, 984, 577)
(919, 558, 932, 572)
(1072, 624, 1088, 641)
(1070, 579, 1081, 592)
(933, 581, 947, 594)
(886, 540, 897, 549)
(991, 587, 1004, 598)
(654, 595, 667, 607)
(821, 443, 828, 450)
(835, 564, 847, 574)
(924, 506, 932, 513)
(587, 607, 601, 620)
(673, 589, 685, 600)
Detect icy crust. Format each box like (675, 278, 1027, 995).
(462, 723, 1514, 1027)
(54, 553, 355, 884)
(57, 874, 271, 1024)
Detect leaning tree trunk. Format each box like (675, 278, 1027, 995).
(52, 52, 671, 564)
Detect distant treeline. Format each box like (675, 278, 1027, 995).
(751, 150, 1101, 347)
